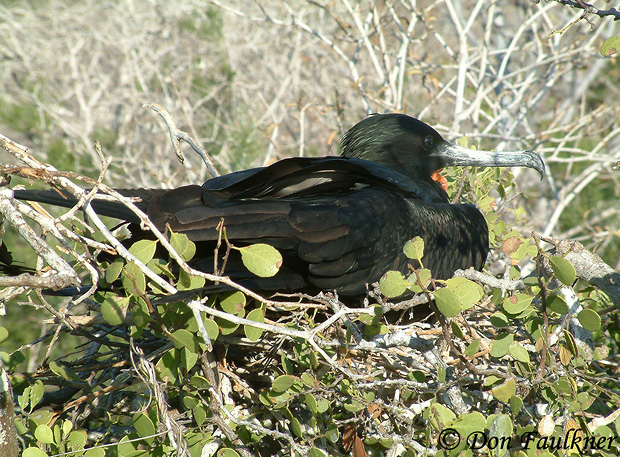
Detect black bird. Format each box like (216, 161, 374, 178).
(13, 114, 544, 296)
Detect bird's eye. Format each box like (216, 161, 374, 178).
(424, 136, 434, 149)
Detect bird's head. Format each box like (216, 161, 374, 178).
(339, 113, 545, 186)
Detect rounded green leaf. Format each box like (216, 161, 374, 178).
(546, 294, 568, 314)
(34, 424, 54, 444)
(0, 326, 8, 344)
(509, 395, 523, 414)
(85, 448, 106, 457)
(407, 268, 431, 293)
(403, 236, 424, 260)
(29, 381, 45, 409)
(379, 270, 408, 298)
(220, 291, 246, 315)
(122, 262, 146, 294)
(577, 309, 601, 332)
(30, 408, 54, 426)
(445, 277, 483, 309)
(101, 296, 129, 326)
(492, 378, 516, 403)
(169, 231, 189, 256)
(133, 413, 156, 442)
(244, 308, 265, 341)
(203, 318, 220, 341)
(433, 287, 461, 317)
(502, 293, 533, 314)
(305, 393, 318, 413)
(549, 256, 576, 286)
(489, 414, 513, 440)
(23, 448, 49, 457)
(490, 333, 514, 358)
(217, 449, 241, 457)
(171, 329, 198, 351)
(309, 446, 328, 457)
(67, 429, 88, 450)
(508, 341, 531, 363)
(129, 239, 157, 264)
(324, 424, 339, 443)
(452, 411, 486, 435)
(238, 243, 282, 277)
(272, 375, 295, 393)
(601, 36, 620, 56)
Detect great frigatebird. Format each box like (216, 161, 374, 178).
(12, 114, 544, 296)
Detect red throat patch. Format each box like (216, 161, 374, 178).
(431, 169, 448, 191)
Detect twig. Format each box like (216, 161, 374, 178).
(144, 104, 219, 178)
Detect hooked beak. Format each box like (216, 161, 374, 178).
(434, 141, 545, 179)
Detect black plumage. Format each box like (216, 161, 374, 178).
(13, 114, 544, 296)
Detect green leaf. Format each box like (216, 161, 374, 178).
(170, 231, 189, 256)
(29, 381, 45, 410)
(488, 414, 513, 445)
(601, 36, 620, 56)
(324, 424, 339, 443)
(546, 294, 569, 314)
(309, 446, 328, 457)
(403, 236, 424, 261)
(433, 287, 461, 317)
(490, 333, 514, 358)
(577, 309, 601, 332)
(23, 448, 49, 457)
(244, 308, 265, 341)
(129, 239, 158, 264)
(105, 259, 124, 283)
(49, 361, 81, 381)
(305, 393, 318, 413)
(272, 375, 295, 393)
(490, 312, 509, 327)
(451, 321, 465, 339)
(34, 424, 54, 444)
(508, 342, 531, 363)
(452, 411, 486, 436)
(464, 339, 481, 358)
(219, 291, 246, 315)
(217, 449, 241, 457)
(133, 413, 156, 443)
(492, 378, 516, 403)
(203, 318, 220, 341)
(502, 293, 533, 314)
(122, 262, 146, 294)
(289, 416, 303, 437)
(427, 402, 456, 429)
(509, 396, 523, 414)
(238, 244, 282, 277)
(407, 268, 431, 293)
(379, 270, 408, 298)
(445, 277, 483, 309)
(84, 448, 106, 457)
(0, 327, 8, 344)
(30, 408, 54, 426)
(549, 256, 576, 286)
(171, 329, 198, 351)
(101, 296, 129, 326)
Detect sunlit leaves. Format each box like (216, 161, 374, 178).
(600, 36, 620, 56)
(549, 256, 576, 286)
(238, 243, 282, 277)
(577, 308, 601, 332)
(379, 270, 408, 298)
